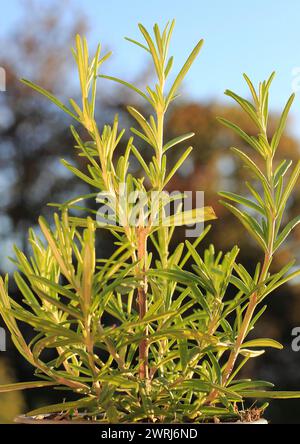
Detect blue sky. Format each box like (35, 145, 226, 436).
(2, 0, 300, 137)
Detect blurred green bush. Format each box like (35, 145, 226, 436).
(0, 358, 24, 423)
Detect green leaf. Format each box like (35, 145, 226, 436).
(243, 73, 259, 106)
(49, 193, 99, 211)
(217, 117, 263, 155)
(164, 147, 193, 186)
(225, 90, 260, 128)
(260, 268, 300, 301)
(138, 24, 161, 79)
(162, 207, 216, 227)
(38, 216, 72, 281)
(131, 144, 151, 176)
(81, 219, 95, 310)
(274, 159, 292, 186)
(248, 305, 268, 330)
(164, 56, 174, 78)
(179, 224, 211, 267)
(271, 94, 295, 152)
(189, 285, 212, 313)
(231, 148, 269, 190)
(229, 380, 274, 392)
(28, 275, 78, 302)
(0, 381, 56, 393)
(229, 276, 249, 295)
(181, 380, 241, 400)
(197, 406, 235, 417)
(219, 191, 265, 215)
(98, 375, 138, 390)
(220, 201, 267, 251)
(124, 37, 150, 53)
(166, 39, 204, 107)
(178, 339, 189, 371)
(120, 311, 177, 330)
(240, 391, 300, 399)
(245, 182, 265, 208)
(99, 74, 153, 105)
(274, 215, 300, 252)
(149, 268, 215, 295)
(278, 160, 300, 213)
(241, 338, 283, 350)
(127, 106, 157, 148)
(239, 349, 265, 358)
(21, 79, 79, 121)
(61, 159, 100, 188)
(163, 133, 195, 153)
(35, 288, 83, 320)
(14, 272, 40, 311)
(26, 397, 95, 416)
(208, 352, 222, 384)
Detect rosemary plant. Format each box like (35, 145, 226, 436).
(0, 21, 300, 423)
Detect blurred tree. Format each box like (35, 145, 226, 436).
(0, 0, 90, 419)
(0, 357, 25, 423)
(0, 0, 88, 272)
